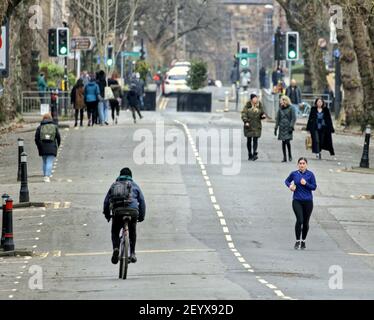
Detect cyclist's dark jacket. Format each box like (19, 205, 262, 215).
(103, 176, 146, 221)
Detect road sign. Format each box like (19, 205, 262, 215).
(0, 19, 9, 78)
(121, 51, 141, 57)
(236, 52, 257, 59)
(71, 37, 96, 51)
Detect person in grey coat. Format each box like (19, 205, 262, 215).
(275, 95, 296, 162)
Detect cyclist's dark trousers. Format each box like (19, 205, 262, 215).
(110, 99, 120, 120)
(111, 215, 137, 254)
(247, 137, 258, 157)
(130, 105, 142, 120)
(292, 200, 313, 240)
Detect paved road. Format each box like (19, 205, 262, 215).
(1, 96, 374, 300)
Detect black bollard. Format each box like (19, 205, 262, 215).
(17, 138, 24, 182)
(3, 198, 15, 252)
(19, 152, 30, 203)
(360, 125, 371, 169)
(1, 193, 10, 248)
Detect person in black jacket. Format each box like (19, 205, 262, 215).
(35, 114, 61, 183)
(127, 84, 143, 124)
(306, 98, 335, 160)
(108, 73, 122, 125)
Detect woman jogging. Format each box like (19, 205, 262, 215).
(275, 95, 296, 162)
(285, 157, 317, 250)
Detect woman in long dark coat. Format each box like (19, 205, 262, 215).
(306, 98, 335, 159)
(241, 93, 267, 161)
(275, 95, 296, 162)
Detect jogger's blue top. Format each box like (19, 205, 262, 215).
(285, 170, 317, 201)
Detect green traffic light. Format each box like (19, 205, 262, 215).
(107, 59, 113, 66)
(288, 50, 296, 59)
(241, 58, 248, 67)
(60, 46, 67, 55)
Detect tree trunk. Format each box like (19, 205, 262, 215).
(276, 0, 328, 93)
(349, 1, 374, 127)
(336, 14, 364, 127)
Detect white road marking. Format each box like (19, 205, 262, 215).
(234, 252, 241, 257)
(223, 227, 229, 233)
(226, 235, 232, 242)
(211, 196, 217, 203)
(274, 290, 285, 297)
(258, 279, 268, 284)
(208, 188, 214, 195)
(217, 211, 224, 218)
(220, 219, 227, 226)
(243, 264, 251, 269)
(206, 181, 212, 187)
(266, 284, 277, 289)
(228, 242, 235, 249)
(238, 257, 246, 263)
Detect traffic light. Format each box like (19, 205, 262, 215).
(106, 44, 114, 67)
(48, 29, 57, 57)
(239, 46, 249, 69)
(57, 27, 69, 57)
(286, 31, 299, 61)
(274, 31, 286, 60)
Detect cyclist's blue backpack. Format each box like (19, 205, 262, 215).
(110, 180, 133, 207)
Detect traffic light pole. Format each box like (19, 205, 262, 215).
(236, 42, 240, 112)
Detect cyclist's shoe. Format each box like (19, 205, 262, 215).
(130, 253, 137, 263)
(111, 248, 119, 264)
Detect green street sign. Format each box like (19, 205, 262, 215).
(236, 52, 257, 59)
(122, 51, 141, 57)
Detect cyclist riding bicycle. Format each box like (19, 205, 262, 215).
(103, 168, 146, 265)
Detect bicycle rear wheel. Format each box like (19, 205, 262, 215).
(119, 221, 130, 280)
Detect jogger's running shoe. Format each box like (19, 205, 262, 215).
(294, 241, 301, 250)
(300, 241, 306, 250)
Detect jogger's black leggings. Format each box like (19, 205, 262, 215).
(292, 200, 313, 240)
(247, 137, 258, 156)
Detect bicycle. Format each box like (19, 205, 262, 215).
(111, 208, 139, 280)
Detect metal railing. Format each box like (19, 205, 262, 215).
(261, 90, 333, 120)
(21, 91, 71, 115)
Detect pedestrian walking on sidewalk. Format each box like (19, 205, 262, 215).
(127, 84, 143, 124)
(97, 70, 109, 126)
(108, 73, 122, 125)
(71, 79, 86, 127)
(306, 98, 335, 160)
(241, 93, 266, 161)
(275, 95, 296, 162)
(84, 75, 101, 127)
(35, 113, 61, 183)
(285, 157, 317, 250)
